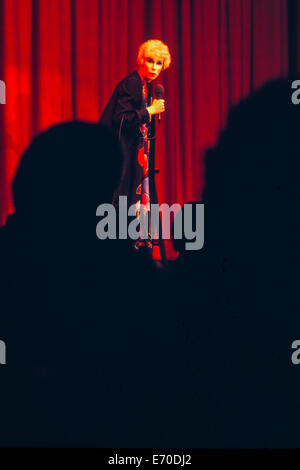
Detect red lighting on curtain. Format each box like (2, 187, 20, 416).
(0, 0, 297, 258)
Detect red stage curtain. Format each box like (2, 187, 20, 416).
(0, 0, 293, 246)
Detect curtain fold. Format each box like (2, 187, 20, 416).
(0, 0, 294, 227)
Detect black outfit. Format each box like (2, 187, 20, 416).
(100, 70, 154, 206)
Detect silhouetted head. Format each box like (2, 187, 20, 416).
(203, 78, 299, 208)
(174, 78, 300, 294)
(202, 78, 299, 267)
(12, 121, 122, 224)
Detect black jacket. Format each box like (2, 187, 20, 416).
(100, 71, 153, 205)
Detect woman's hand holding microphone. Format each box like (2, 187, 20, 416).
(147, 99, 165, 118)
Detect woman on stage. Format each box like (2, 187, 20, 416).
(100, 39, 171, 248)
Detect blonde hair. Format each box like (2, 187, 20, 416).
(137, 40, 171, 70)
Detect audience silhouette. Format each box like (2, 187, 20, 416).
(0, 78, 299, 447)
(172, 78, 300, 447)
(0, 122, 158, 446)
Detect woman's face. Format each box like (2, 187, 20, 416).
(139, 53, 164, 81)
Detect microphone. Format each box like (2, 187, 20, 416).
(154, 84, 165, 123)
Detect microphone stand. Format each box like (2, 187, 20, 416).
(148, 111, 168, 267)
